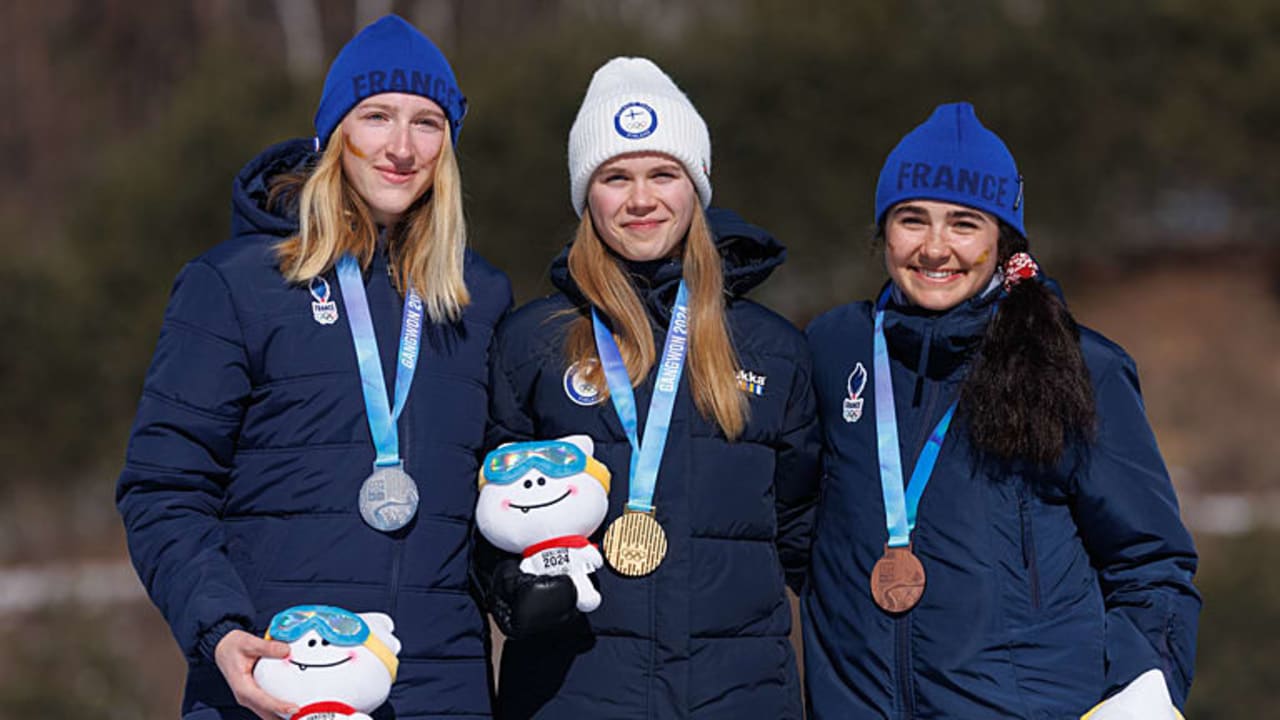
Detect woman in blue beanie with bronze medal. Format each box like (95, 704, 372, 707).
(117, 15, 509, 719)
(475, 57, 820, 718)
(803, 103, 1200, 718)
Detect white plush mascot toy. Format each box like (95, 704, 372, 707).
(253, 605, 401, 720)
(477, 435, 611, 611)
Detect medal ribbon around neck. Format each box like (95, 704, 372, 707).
(591, 281, 690, 514)
(873, 286, 958, 548)
(335, 254, 425, 470)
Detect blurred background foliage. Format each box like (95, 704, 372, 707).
(0, 0, 1277, 717)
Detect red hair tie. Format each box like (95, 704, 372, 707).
(1003, 252, 1039, 291)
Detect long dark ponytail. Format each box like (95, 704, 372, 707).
(958, 223, 1096, 467)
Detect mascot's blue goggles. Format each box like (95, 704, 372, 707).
(480, 440, 610, 490)
(266, 604, 369, 646)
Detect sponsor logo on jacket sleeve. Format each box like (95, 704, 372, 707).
(736, 369, 767, 397)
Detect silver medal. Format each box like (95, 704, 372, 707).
(358, 465, 420, 532)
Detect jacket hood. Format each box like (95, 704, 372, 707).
(230, 138, 316, 241)
(548, 206, 786, 323)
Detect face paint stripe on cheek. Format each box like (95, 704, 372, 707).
(344, 134, 366, 159)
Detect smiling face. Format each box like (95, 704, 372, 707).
(476, 468, 609, 553)
(587, 152, 697, 262)
(883, 199, 1001, 311)
(283, 629, 354, 671)
(252, 626, 395, 714)
(339, 93, 447, 227)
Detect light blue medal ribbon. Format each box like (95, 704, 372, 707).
(873, 287, 958, 548)
(591, 281, 690, 513)
(336, 254, 424, 532)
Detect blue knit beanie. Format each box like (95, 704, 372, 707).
(313, 15, 466, 150)
(874, 102, 1024, 237)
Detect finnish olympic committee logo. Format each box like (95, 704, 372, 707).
(614, 102, 658, 139)
(564, 360, 604, 406)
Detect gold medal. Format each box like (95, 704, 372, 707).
(603, 510, 667, 577)
(870, 544, 926, 613)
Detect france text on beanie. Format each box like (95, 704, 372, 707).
(313, 14, 467, 149)
(875, 102, 1025, 237)
(567, 57, 712, 217)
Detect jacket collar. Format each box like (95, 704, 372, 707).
(881, 281, 995, 383)
(880, 273, 1065, 383)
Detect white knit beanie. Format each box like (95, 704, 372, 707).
(568, 57, 712, 217)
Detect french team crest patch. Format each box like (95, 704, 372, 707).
(564, 361, 604, 406)
(843, 362, 867, 423)
(309, 276, 338, 325)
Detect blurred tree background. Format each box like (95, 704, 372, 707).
(0, 0, 1277, 717)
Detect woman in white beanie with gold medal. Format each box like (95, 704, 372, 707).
(475, 57, 820, 718)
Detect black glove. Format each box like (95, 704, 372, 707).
(473, 538, 580, 639)
(489, 557, 582, 638)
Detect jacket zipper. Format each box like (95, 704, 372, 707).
(895, 614, 915, 719)
(894, 325, 933, 720)
(386, 285, 408, 618)
(1018, 495, 1041, 611)
(907, 326, 938, 468)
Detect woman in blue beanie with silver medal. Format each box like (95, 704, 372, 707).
(803, 103, 1200, 719)
(117, 16, 509, 719)
(475, 57, 819, 718)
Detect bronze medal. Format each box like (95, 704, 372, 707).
(602, 510, 667, 577)
(870, 544, 926, 613)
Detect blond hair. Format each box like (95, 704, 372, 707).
(273, 122, 469, 323)
(564, 206, 747, 440)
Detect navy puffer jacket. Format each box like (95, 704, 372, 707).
(485, 208, 820, 719)
(117, 139, 511, 719)
(803, 282, 1200, 719)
